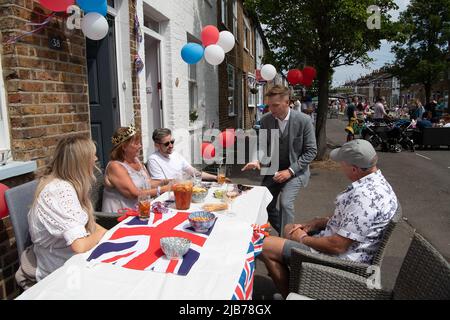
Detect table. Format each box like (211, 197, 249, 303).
(17, 186, 272, 300)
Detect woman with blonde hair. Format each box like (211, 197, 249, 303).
(27, 135, 107, 282)
(102, 125, 170, 213)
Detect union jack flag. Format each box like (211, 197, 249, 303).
(232, 231, 265, 300)
(87, 212, 216, 276)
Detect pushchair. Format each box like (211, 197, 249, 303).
(361, 119, 415, 152)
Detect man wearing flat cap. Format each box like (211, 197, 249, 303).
(261, 139, 398, 298)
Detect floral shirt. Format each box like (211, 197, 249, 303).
(315, 170, 398, 263)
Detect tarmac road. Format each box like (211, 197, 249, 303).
(229, 117, 450, 299)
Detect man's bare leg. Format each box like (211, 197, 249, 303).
(261, 236, 290, 298)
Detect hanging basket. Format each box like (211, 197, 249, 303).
(250, 87, 259, 94)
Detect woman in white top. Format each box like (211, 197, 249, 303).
(28, 135, 107, 281)
(102, 125, 170, 213)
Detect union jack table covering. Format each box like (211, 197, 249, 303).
(17, 186, 272, 300)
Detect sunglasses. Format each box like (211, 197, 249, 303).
(158, 139, 175, 147)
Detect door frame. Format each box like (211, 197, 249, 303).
(107, 0, 135, 126)
(142, 25, 166, 128)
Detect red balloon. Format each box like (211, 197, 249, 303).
(0, 183, 10, 219)
(201, 142, 216, 160)
(39, 0, 75, 12)
(287, 69, 303, 85)
(201, 25, 220, 47)
(303, 66, 317, 81)
(303, 77, 314, 87)
(219, 129, 235, 149)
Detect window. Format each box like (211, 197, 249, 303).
(0, 53, 10, 151)
(188, 63, 198, 114)
(232, 0, 238, 36)
(188, 34, 201, 115)
(243, 17, 252, 54)
(107, 0, 115, 8)
(221, 0, 228, 26)
(247, 74, 256, 107)
(227, 64, 236, 116)
(144, 13, 160, 33)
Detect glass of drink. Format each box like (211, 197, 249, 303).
(217, 165, 226, 185)
(193, 170, 202, 186)
(137, 193, 151, 220)
(222, 184, 239, 217)
(172, 175, 193, 210)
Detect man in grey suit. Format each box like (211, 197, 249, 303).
(242, 85, 317, 235)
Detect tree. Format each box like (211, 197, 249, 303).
(390, 0, 450, 104)
(245, 0, 397, 159)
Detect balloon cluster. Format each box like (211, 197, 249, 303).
(39, 0, 109, 41)
(286, 66, 317, 87)
(181, 26, 235, 66)
(200, 129, 236, 160)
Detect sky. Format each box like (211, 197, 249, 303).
(332, 0, 410, 88)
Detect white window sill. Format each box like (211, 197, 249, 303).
(248, 105, 256, 108)
(188, 121, 205, 132)
(0, 160, 37, 181)
(228, 113, 237, 117)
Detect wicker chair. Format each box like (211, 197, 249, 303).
(289, 202, 402, 294)
(289, 232, 450, 300)
(90, 168, 120, 229)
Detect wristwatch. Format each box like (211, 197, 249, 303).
(288, 168, 295, 177)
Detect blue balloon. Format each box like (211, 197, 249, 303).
(77, 0, 107, 16)
(181, 43, 204, 64)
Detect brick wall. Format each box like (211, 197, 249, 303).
(218, 0, 257, 130)
(0, 0, 90, 299)
(1, 0, 90, 173)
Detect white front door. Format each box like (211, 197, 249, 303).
(145, 33, 162, 154)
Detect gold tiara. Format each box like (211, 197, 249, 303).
(112, 124, 137, 146)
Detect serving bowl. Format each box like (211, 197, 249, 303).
(160, 237, 191, 260)
(191, 185, 209, 203)
(188, 211, 216, 233)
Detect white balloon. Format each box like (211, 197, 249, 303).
(204, 45, 225, 65)
(261, 64, 277, 81)
(217, 31, 235, 53)
(81, 12, 109, 41)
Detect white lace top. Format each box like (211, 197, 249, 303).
(28, 179, 90, 281)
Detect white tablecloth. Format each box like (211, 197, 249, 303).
(17, 186, 272, 300)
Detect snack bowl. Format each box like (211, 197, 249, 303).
(160, 237, 191, 260)
(191, 185, 209, 203)
(188, 211, 216, 233)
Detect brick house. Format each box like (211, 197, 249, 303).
(217, 0, 271, 131)
(0, 0, 232, 300)
(0, 0, 141, 299)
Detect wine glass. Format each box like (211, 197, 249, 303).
(223, 184, 239, 217)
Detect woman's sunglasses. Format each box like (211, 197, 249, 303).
(158, 139, 175, 147)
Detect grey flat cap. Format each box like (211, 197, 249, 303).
(330, 139, 377, 168)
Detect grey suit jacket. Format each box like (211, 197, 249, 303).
(259, 110, 317, 183)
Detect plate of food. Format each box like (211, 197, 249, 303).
(202, 202, 228, 213)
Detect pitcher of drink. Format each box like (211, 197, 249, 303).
(172, 173, 193, 210)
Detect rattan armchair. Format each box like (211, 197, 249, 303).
(289, 202, 402, 293)
(289, 232, 450, 300)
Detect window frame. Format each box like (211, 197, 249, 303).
(247, 74, 256, 108)
(243, 17, 252, 55)
(0, 52, 10, 151)
(227, 64, 236, 116)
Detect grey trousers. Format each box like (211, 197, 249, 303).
(263, 174, 304, 236)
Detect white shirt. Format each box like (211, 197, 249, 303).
(28, 179, 90, 281)
(147, 151, 193, 179)
(374, 102, 387, 119)
(276, 108, 291, 134)
(314, 170, 398, 263)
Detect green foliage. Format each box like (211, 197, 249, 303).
(390, 0, 450, 101)
(189, 109, 198, 123)
(244, 0, 397, 73)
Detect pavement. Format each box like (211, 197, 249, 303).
(225, 115, 450, 300)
